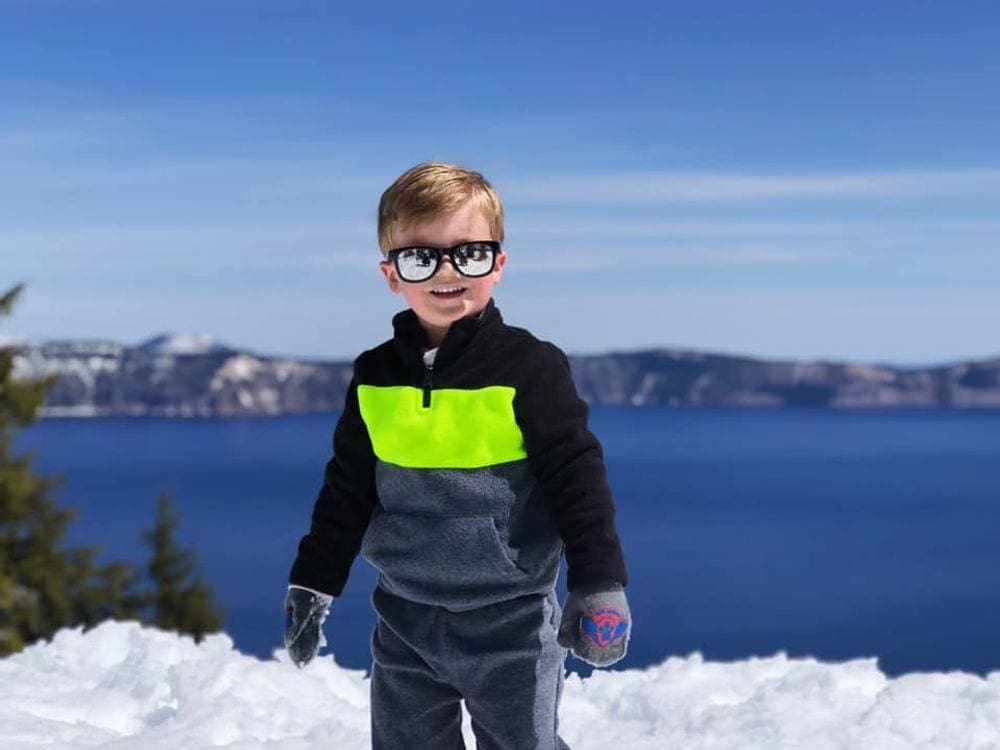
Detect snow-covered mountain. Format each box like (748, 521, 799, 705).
(1, 621, 997, 749)
(138, 333, 228, 356)
(8, 335, 1000, 416)
(11, 336, 353, 417)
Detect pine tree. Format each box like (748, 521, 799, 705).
(142, 491, 224, 641)
(2, 284, 224, 652)
(0, 284, 145, 654)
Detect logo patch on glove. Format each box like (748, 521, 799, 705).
(581, 607, 629, 649)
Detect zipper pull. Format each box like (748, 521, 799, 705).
(422, 366, 433, 408)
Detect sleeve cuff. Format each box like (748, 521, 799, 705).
(288, 583, 334, 603)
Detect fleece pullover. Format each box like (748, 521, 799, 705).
(290, 299, 627, 608)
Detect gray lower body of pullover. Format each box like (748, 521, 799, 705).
(360, 461, 564, 611)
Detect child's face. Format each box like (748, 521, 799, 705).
(380, 201, 506, 347)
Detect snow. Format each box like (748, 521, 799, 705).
(140, 334, 223, 355)
(2, 622, 999, 749)
(0, 334, 28, 348)
(37, 404, 101, 417)
(211, 353, 265, 385)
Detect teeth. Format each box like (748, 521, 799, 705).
(431, 286, 465, 294)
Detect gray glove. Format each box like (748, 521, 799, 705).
(284, 585, 332, 668)
(557, 583, 630, 667)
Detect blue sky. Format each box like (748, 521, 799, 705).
(2, 0, 998, 364)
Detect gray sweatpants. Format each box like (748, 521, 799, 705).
(370, 585, 572, 750)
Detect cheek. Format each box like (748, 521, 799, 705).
(401, 284, 430, 307)
(485, 265, 504, 288)
(470, 279, 498, 301)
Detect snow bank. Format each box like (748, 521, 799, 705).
(1, 621, 998, 749)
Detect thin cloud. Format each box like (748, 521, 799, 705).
(507, 169, 1000, 204)
(511, 243, 838, 271)
(2, 223, 376, 275)
(0, 106, 385, 201)
(507, 225, 998, 270)
(512, 218, 1000, 239)
(2, 152, 382, 193)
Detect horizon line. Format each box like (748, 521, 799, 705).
(5, 332, 997, 371)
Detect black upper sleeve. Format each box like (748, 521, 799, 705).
(513, 342, 628, 591)
(288, 376, 378, 596)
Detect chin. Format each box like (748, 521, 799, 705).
(428, 301, 471, 319)
(438, 311, 469, 327)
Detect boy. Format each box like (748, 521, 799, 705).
(285, 162, 630, 749)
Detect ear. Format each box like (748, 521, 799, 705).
(379, 259, 403, 294)
(492, 250, 507, 283)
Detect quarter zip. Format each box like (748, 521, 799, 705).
(420, 347, 439, 409)
(422, 365, 433, 408)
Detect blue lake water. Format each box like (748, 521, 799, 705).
(17, 407, 1000, 677)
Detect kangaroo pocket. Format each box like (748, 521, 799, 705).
(361, 510, 529, 604)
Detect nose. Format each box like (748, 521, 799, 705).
(434, 255, 462, 279)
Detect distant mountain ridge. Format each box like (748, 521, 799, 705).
(9, 335, 1000, 417)
(138, 333, 228, 356)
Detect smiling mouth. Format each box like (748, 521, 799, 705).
(429, 286, 468, 298)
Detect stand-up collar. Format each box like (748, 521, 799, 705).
(391, 298, 502, 369)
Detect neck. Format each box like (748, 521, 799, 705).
(422, 323, 449, 348)
(418, 302, 492, 348)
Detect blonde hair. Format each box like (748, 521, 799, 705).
(377, 162, 505, 252)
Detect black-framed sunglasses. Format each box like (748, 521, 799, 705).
(385, 241, 500, 283)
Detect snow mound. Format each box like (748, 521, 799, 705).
(139, 334, 227, 355)
(1, 621, 999, 749)
(0, 334, 29, 348)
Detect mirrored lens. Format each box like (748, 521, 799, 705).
(395, 247, 439, 281)
(452, 243, 496, 276)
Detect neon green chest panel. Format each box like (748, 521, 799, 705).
(357, 385, 527, 469)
